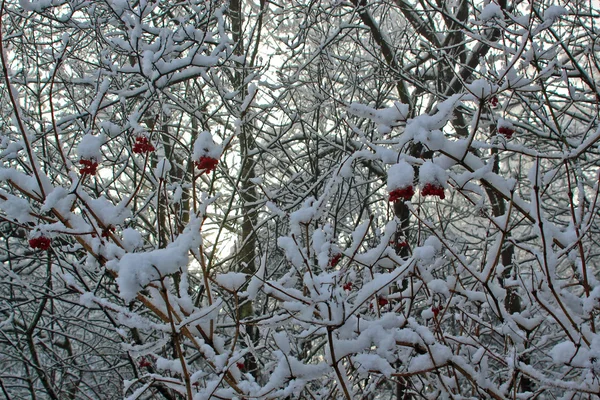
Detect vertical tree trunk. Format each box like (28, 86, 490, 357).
(230, 0, 260, 375)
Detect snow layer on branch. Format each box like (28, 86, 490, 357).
(107, 218, 203, 301)
(466, 79, 498, 99)
(83, 194, 131, 226)
(77, 134, 105, 162)
(153, 158, 171, 179)
(353, 354, 394, 377)
(0, 191, 33, 223)
(479, 3, 503, 21)
(19, 0, 52, 12)
(241, 254, 266, 300)
(193, 131, 222, 160)
(312, 224, 337, 270)
(419, 161, 448, 187)
(257, 351, 329, 397)
(41, 187, 75, 214)
(215, 272, 247, 291)
(387, 161, 414, 191)
(347, 102, 408, 134)
(404, 95, 461, 150)
(122, 228, 143, 252)
(543, 6, 568, 21)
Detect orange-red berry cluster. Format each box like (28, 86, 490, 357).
(421, 183, 445, 199)
(79, 159, 98, 175)
(133, 136, 155, 154)
(388, 186, 414, 202)
(195, 156, 219, 173)
(29, 236, 51, 250)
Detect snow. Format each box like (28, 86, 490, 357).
(273, 331, 292, 355)
(107, 218, 203, 301)
(153, 158, 171, 179)
(387, 161, 414, 191)
(122, 228, 143, 252)
(479, 3, 503, 21)
(348, 102, 409, 134)
(215, 272, 248, 291)
(41, 187, 75, 214)
(543, 6, 568, 21)
(77, 133, 105, 161)
(419, 161, 448, 187)
(193, 131, 222, 160)
(352, 354, 394, 377)
(466, 79, 498, 99)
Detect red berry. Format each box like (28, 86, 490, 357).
(421, 183, 445, 199)
(329, 253, 342, 267)
(195, 156, 219, 174)
(398, 241, 408, 247)
(29, 236, 51, 250)
(101, 225, 116, 238)
(132, 136, 155, 154)
(388, 186, 414, 202)
(79, 158, 98, 175)
(343, 282, 352, 291)
(236, 362, 245, 370)
(432, 306, 441, 317)
(378, 296, 388, 306)
(138, 358, 151, 368)
(498, 126, 515, 139)
(490, 96, 499, 107)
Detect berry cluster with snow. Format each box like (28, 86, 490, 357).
(193, 131, 222, 174)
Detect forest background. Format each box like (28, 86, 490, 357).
(0, 0, 599, 399)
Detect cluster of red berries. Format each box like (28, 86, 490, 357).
(343, 282, 352, 291)
(388, 186, 414, 202)
(132, 136, 155, 154)
(29, 236, 51, 250)
(79, 158, 98, 175)
(421, 183, 445, 199)
(195, 156, 219, 174)
(489, 96, 499, 107)
(329, 253, 342, 268)
(498, 126, 515, 139)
